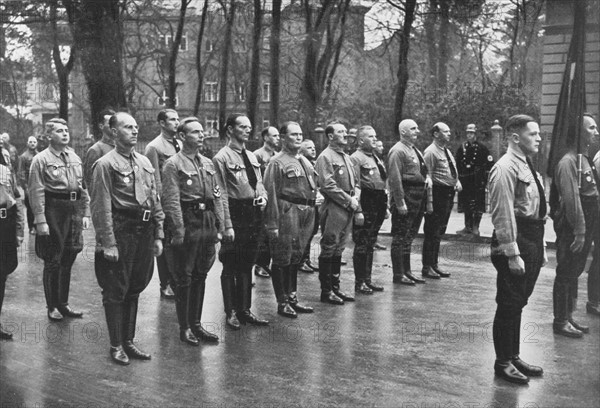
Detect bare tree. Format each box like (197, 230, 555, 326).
(269, 0, 282, 125)
(166, 0, 191, 109)
(193, 0, 210, 116)
(218, 0, 236, 135)
(246, 0, 263, 134)
(50, 0, 75, 120)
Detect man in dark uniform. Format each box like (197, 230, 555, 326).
(17, 135, 39, 234)
(455, 124, 494, 236)
(315, 122, 363, 305)
(351, 126, 386, 294)
(387, 119, 431, 285)
(91, 112, 165, 365)
(590, 148, 600, 316)
(145, 108, 181, 300)
(422, 122, 462, 279)
(263, 121, 316, 318)
(162, 117, 223, 345)
(252, 126, 280, 279)
(551, 113, 600, 337)
(298, 139, 322, 273)
(28, 118, 90, 321)
(488, 114, 546, 385)
(0, 143, 24, 340)
(213, 113, 269, 329)
(83, 108, 116, 191)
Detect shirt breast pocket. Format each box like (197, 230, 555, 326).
(45, 163, 65, 182)
(142, 166, 155, 191)
(361, 163, 376, 177)
(515, 173, 534, 204)
(402, 156, 418, 176)
(332, 162, 346, 184)
(179, 170, 200, 192)
(226, 163, 246, 183)
(112, 167, 134, 190)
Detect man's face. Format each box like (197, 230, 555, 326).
(27, 137, 38, 150)
(181, 121, 204, 150)
(466, 131, 476, 142)
(160, 111, 180, 136)
(48, 123, 70, 147)
(375, 141, 384, 156)
(435, 123, 451, 143)
(229, 116, 252, 144)
(301, 141, 316, 159)
(265, 127, 280, 149)
(113, 114, 139, 148)
(583, 116, 599, 147)
(283, 124, 303, 152)
(100, 114, 113, 138)
(359, 128, 377, 152)
(401, 120, 420, 143)
(328, 124, 348, 147)
(515, 121, 541, 156)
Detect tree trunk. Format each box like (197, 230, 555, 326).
(425, 0, 438, 90)
(193, 0, 209, 116)
(51, 0, 75, 121)
(393, 0, 417, 136)
(437, 0, 450, 90)
(218, 0, 235, 136)
(247, 0, 262, 136)
(269, 0, 282, 126)
(167, 0, 189, 109)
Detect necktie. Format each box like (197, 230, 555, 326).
(241, 149, 257, 190)
(375, 155, 387, 181)
(130, 156, 146, 205)
(297, 156, 316, 190)
(526, 157, 547, 218)
(170, 138, 181, 153)
(444, 148, 457, 178)
(413, 146, 427, 177)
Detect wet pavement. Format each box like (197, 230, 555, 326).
(0, 213, 597, 408)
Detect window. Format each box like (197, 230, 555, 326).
(263, 118, 270, 129)
(237, 84, 246, 102)
(157, 90, 179, 107)
(204, 82, 218, 102)
(205, 118, 219, 137)
(159, 32, 188, 51)
(262, 83, 271, 102)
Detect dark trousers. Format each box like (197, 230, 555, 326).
(219, 200, 262, 314)
(156, 250, 174, 290)
(301, 207, 319, 264)
(353, 189, 387, 284)
(589, 231, 600, 305)
(170, 208, 218, 331)
(0, 206, 18, 317)
(35, 197, 83, 310)
(95, 214, 155, 347)
(491, 218, 544, 361)
(255, 224, 271, 269)
(423, 185, 455, 267)
(24, 195, 34, 231)
(553, 196, 599, 322)
(391, 184, 426, 276)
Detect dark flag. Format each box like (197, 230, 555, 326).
(547, 0, 587, 176)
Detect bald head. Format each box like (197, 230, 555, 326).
(356, 125, 377, 153)
(300, 139, 316, 160)
(398, 119, 419, 144)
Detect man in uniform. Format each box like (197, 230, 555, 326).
(298, 139, 321, 273)
(422, 122, 462, 279)
(373, 139, 388, 251)
(263, 121, 316, 318)
(488, 114, 546, 385)
(213, 113, 269, 329)
(387, 119, 431, 285)
(17, 135, 39, 234)
(28, 118, 90, 321)
(252, 126, 281, 278)
(91, 112, 164, 365)
(145, 108, 181, 299)
(1, 133, 19, 172)
(551, 113, 599, 337)
(83, 108, 116, 190)
(589, 142, 600, 316)
(351, 126, 386, 294)
(455, 124, 494, 236)
(315, 122, 363, 305)
(162, 117, 223, 345)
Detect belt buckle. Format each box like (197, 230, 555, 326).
(0, 208, 6, 219)
(142, 210, 151, 222)
(198, 203, 206, 211)
(70, 191, 77, 201)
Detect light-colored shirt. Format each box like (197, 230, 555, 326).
(315, 145, 360, 211)
(83, 139, 114, 190)
(423, 142, 458, 187)
(488, 146, 545, 257)
(386, 140, 427, 205)
(28, 146, 90, 224)
(144, 134, 183, 193)
(17, 149, 37, 189)
(351, 149, 386, 191)
(253, 146, 276, 175)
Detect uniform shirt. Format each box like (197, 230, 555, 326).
(144, 134, 183, 193)
(488, 146, 545, 257)
(315, 145, 361, 211)
(17, 149, 37, 189)
(83, 139, 114, 190)
(594, 151, 600, 174)
(28, 146, 91, 224)
(554, 151, 599, 235)
(455, 141, 494, 180)
(253, 146, 276, 175)
(161, 151, 225, 241)
(212, 143, 267, 230)
(386, 140, 428, 205)
(0, 161, 24, 238)
(424, 142, 458, 187)
(351, 149, 386, 191)
(263, 151, 317, 230)
(90, 149, 165, 248)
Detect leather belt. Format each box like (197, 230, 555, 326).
(0, 204, 8, 219)
(402, 180, 425, 187)
(181, 200, 215, 212)
(279, 193, 315, 206)
(112, 206, 152, 222)
(45, 190, 81, 201)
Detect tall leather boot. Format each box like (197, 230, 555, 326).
(0, 277, 12, 340)
(457, 212, 472, 234)
(472, 213, 482, 236)
(122, 299, 151, 359)
(104, 303, 128, 365)
(190, 278, 218, 342)
(553, 280, 582, 338)
(319, 257, 343, 304)
(392, 249, 414, 285)
(57, 251, 82, 318)
(332, 255, 354, 301)
(493, 311, 529, 384)
(364, 250, 384, 291)
(175, 284, 198, 346)
(238, 270, 269, 325)
(403, 252, 425, 284)
(271, 265, 295, 318)
(567, 281, 589, 333)
(288, 264, 313, 313)
(221, 274, 240, 329)
(353, 252, 372, 294)
(43, 262, 62, 320)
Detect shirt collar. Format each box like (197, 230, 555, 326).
(182, 150, 198, 161)
(227, 143, 244, 154)
(328, 145, 344, 154)
(358, 148, 373, 157)
(48, 145, 67, 157)
(507, 146, 527, 164)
